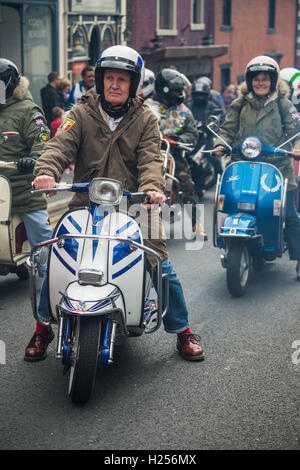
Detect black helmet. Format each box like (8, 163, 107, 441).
(0, 58, 20, 99)
(95, 45, 144, 98)
(192, 76, 212, 96)
(155, 68, 186, 106)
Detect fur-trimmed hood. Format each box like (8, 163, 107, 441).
(12, 76, 30, 100)
(238, 79, 290, 99)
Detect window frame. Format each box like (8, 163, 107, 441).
(190, 0, 205, 31)
(156, 0, 177, 36)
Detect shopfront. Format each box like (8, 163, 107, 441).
(0, 0, 58, 106)
(68, 0, 124, 83)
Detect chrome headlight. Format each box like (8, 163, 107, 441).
(89, 178, 123, 205)
(241, 137, 262, 159)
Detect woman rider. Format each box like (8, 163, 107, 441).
(214, 55, 300, 280)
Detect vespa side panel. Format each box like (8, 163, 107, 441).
(0, 175, 13, 263)
(219, 162, 262, 214)
(256, 163, 283, 251)
(108, 211, 145, 327)
(48, 208, 90, 319)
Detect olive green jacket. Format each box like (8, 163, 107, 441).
(34, 92, 168, 263)
(0, 77, 50, 214)
(214, 81, 300, 191)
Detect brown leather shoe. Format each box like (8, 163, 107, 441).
(24, 329, 54, 362)
(177, 334, 205, 361)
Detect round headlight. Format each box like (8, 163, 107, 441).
(241, 137, 262, 159)
(89, 178, 123, 205)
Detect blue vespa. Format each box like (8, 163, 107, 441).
(210, 129, 300, 297)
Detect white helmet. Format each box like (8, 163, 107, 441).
(140, 68, 155, 99)
(95, 45, 145, 98)
(280, 67, 300, 91)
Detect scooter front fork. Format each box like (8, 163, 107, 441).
(98, 318, 117, 370)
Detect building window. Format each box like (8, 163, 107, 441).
(156, 0, 177, 36)
(220, 64, 231, 90)
(101, 26, 114, 52)
(190, 0, 204, 31)
(72, 25, 88, 58)
(268, 0, 276, 33)
(222, 0, 231, 26)
(23, 5, 53, 105)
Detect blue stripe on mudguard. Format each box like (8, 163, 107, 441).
(56, 224, 79, 261)
(115, 220, 133, 235)
(53, 247, 76, 275)
(112, 254, 142, 279)
(112, 231, 141, 265)
(67, 215, 82, 233)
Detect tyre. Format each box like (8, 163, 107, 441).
(226, 241, 250, 297)
(15, 263, 29, 280)
(68, 316, 102, 405)
(202, 159, 217, 190)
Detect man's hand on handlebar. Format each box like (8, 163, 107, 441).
(214, 146, 226, 157)
(142, 190, 166, 209)
(33, 174, 56, 196)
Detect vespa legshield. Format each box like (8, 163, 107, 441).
(217, 161, 284, 251)
(47, 206, 145, 326)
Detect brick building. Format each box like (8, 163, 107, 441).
(214, 0, 297, 92)
(125, 0, 228, 80)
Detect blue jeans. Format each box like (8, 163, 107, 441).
(285, 190, 300, 261)
(38, 258, 190, 332)
(20, 210, 53, 277)
(20, 210, 53, 322)
(147, 258, 189, 334)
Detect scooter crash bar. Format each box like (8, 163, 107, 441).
(27, 234, 169, 333)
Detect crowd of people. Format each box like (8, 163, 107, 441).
(1, 45, 300, 365)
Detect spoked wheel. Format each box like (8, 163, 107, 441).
(226, 241, 250, 297)
(68, 316, 102, 405)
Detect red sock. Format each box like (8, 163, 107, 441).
(35, 321, 51, 333)
(178, 327, 192, 336)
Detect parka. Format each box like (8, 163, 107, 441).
(0, 76, 50, 214)
(214, 80, 300, 191)
(34, 91, 168, 263)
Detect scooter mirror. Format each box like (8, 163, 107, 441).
(38, 245, 49, 267)
(1, 132, 19, 145)
(207, 115, 220, 130)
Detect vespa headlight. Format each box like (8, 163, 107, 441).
(89, 178, 123, 205)
(241, 137, 262, 159)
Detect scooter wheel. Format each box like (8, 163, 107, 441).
(226, 241, 250, 297)
(15, 263, 29, 281)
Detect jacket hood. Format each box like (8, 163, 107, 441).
(238, 79, 290, 99)
(12, 76, 30, 100)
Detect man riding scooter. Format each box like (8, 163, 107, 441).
(0, 58, 53, 359)
(146, 68, 207, 240)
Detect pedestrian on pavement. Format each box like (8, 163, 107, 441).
(28, 45, 205, 363)
(146, 68, 207, 240)
(0, 58, 53, 357)
(66, 65, 95, 109)
(58, 77, 72, 110)
(214, 55, 300, 280)
(40, 71, 62, 127)
(50, 106, 64, 137)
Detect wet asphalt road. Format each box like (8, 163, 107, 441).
(0, 188, 299, 451)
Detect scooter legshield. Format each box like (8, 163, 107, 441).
(48, 208, 145, 326)
(218, 161, 284, 251)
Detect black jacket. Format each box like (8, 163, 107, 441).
(40, 83, 63, 126)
